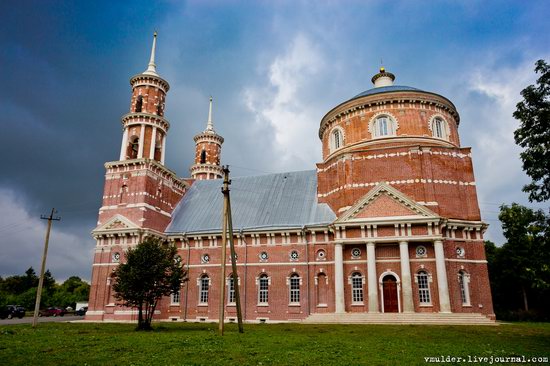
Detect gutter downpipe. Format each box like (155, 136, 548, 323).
(183, 234, 190, 321)
(241, 229, 248, 322)
(302, 226, 311, 317)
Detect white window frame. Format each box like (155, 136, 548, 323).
(258, 274, 269, 305)
(199, 275, 209, 305)
(416, 271, 431, 305)
(329, 127, 345, 152)
(228, 276, 236, 304)
(350, 272, 364, 304)
(458, 271, 471, 306)
(369, 113, 398, 138)
(171, 290, 180, 305)
(289, 274, 301, 304)
(429, 115, 450, 140)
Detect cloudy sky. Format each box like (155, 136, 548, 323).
(1, 0, 548, 282)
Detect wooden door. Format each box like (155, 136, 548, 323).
(383, 276, 398, 312)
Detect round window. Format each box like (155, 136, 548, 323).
(317, 249, 326, 260)
(351, 248, 361, 258)
(112, 252, 120, 263)
(416, 246, 427, 257)
(456, 247, 465, 257)
(259, 251, 268, 261)
(202, 254, 210, 263)
(290, 250, 299, 261)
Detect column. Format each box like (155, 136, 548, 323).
(161, 134, 166, 165)
(137, 124, 145, 158)
(399, 241, 414, 312)
(149, 126, 157, 160)
(434, 240, 451, 312)
(334, 242, 345, 313)
(367, 242, 378, 312)
(119, 128, 128, 161)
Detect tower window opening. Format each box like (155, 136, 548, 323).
(135, 95, 143, 113)
(154, 137, 162, 161)
(330, 128, 344, 152)
(157, 104, 162, 116)
(128, 136, 139, 159)
(431, 117, 448, 140)
(374, 116, 395, 137)
(200, 150, 206, 164)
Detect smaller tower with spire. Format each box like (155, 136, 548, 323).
(190, 97, 224, 180)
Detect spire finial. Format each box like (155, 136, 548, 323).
(205, 96, 214, 132)
(143, 31, 159, 76)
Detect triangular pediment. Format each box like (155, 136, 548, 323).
(336, 183, 438, 223)
(93, 214, 139, 233)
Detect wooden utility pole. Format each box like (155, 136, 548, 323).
(226, 173, 244, 333)
(32, 208, 61, 328)
(218, 166, 243, 335)
(218, 170, 229, 335)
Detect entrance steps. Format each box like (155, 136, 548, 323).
(303, 312, 496, 325)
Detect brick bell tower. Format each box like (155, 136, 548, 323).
(87, 33, 188, 321)
(190, 97, 224, 180)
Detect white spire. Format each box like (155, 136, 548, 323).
(205, 96, 215, 132)
(143, 32, 159, 76)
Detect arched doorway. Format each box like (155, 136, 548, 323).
(382, 274, 399, 313)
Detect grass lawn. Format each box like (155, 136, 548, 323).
(1, 322, 549, 365)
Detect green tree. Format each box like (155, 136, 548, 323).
(498, 203, 550, 311)
(112, 238, 187, 330)
(513, 59, 550, 202)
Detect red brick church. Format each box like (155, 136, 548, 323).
(87, 34, 495, 324)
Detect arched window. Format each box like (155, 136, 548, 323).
(200, 150, 206, 164)
(128, 136, 139, 159)
(156, 104, 162, 116)
(289, 273, 300, 304)
(135, 95, 143, 113)
(171, 290, 180, 304)
(258, 274, 269, 304)
(431, 117, 448, 140)
(374, 115, 396, 137)
(351, 272, 364, 303)
(154, 136, 162, 161)
(199, 275, 209, 304)
(228, 275, 237, 304)
(330, 127, 344, 152)
(417, 271, 431, 304)
(458, 271, 471, 306)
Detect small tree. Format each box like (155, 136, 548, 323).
(112, 238, 187, 330)
(498, 203, 550, 311)
(513, 59, 550, 202)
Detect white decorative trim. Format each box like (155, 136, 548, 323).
(428, 114, 451, 140)
(318, 179, 476, 198)
(368, 111, 399, 138)
(319, 145, 469, 172)
(329, 125, 346, 152)
(336, 182, 438, 223)
(378, 270, 402, 313)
